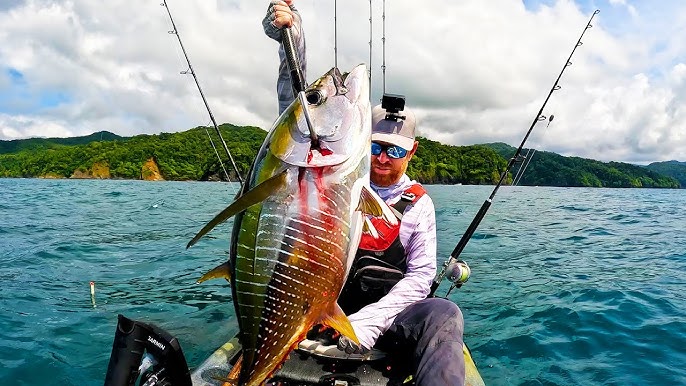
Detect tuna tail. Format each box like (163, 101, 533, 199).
(187, 170, 288, 249)
(219, 353, 242, 386)
(320, 302, 360, 345)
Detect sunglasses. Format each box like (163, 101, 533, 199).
(371, 142, 408, 159)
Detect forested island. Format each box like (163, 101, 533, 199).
(0, 124, 683, 188)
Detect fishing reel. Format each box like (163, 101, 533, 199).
(445, 259, 471, 288)
(104, 314, 192, 386)
(381, 93, 407, 121)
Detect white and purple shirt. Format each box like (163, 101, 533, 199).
(349, 175, 437, 349)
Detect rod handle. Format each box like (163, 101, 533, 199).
(282, 27, 306, 94)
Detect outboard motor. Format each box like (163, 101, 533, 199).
(104, 314, 191, 386)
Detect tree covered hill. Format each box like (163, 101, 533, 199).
(0, 128, 680, 188)
(485, 143, 680, 188)
(0, 125, 261, 181)
(645, 160, 686, 188)
(410, 137, 508, 185)
(0, 131, 124, 154)
(0, 125, 507, 185)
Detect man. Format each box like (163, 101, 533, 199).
(263, 2, 465, 385)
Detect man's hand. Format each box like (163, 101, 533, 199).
(337, 335, 370, 355)
(268, 0, 295, 29)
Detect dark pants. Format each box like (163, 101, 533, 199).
(376, 298, 465, 386)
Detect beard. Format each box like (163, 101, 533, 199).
(370, 160, 406, 187)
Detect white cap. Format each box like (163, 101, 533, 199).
(371, 104, 416, 150)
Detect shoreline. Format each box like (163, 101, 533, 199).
(0, 176, 681, 189)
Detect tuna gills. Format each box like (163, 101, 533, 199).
(187, 64, 395, 386)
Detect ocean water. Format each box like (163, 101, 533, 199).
(0, 178, 684, 386)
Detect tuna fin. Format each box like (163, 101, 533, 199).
(357, 186, 398, 226)
(320, 303, 360, 345)
(218, 353, 243, 386)
(216, 377, 236, 386)
(196, 261, 232, 284)
(362, 217, 379, 238)
(187, 170, 288, 249)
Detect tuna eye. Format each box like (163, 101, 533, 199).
(305, 90, 324, 105)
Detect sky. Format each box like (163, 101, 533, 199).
(1, 0, 685, 164)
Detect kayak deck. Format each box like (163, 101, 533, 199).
(190, 337, 485, 386)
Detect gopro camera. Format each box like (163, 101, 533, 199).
(381, 93, 407, 121)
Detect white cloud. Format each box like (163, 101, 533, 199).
(608, 0, 638, 18)
(1, 0, 685, 163)
(0, 113, 74, 139)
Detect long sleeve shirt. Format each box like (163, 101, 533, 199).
(263, 11, 437, 350)
(349, 175, 437, 349)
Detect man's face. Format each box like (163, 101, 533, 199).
(370, 141, 418, 187)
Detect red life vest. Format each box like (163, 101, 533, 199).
(338, 184, 427, 315)
(357, 183, 427, 251)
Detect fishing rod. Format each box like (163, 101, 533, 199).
(282, 21, 324, 147)
(282, 28, 307, 94)
(430, 9, 600, 297)
(382, 0, 387, 94)
(160, 0, 244, 186)
(369, 0, 373, 90)
(333, 0, 338, 68)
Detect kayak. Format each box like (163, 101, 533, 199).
(190, 336, 485, 386)
(103, 311, 484, 386)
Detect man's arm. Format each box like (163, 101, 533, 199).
(262, 0, 307, 115)
(347, 196, 438, 349)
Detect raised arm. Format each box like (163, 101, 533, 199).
(262, 0, 307, 115)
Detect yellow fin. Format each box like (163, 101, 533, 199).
(187, 170, 288, 249)
(218, 353, 242, 386)
(362, 217, 379, 238)
(196, 262, 232, 284)
(320, 303, 360, 345)
(357, 186, 398, 226)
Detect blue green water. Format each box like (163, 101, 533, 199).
(1, 179, 684, 385)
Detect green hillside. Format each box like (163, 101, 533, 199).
(486, 143, 680, 188)
(0, 131, 124, 154)
(411, 138, 508, 185)
(1, 129, 681, 188)
(0, 125, 261, 181)
(645, 160, 686, 187)
(0, 126, 506, 185)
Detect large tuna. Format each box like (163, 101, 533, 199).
(187, 64, 395, 386)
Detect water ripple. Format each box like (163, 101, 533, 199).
(1, 181, 685, 385)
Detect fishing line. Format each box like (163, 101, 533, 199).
(160, 0, 244, 187)
(202, 120, 231, 183)
(513, 115, 555, 186)
(430, 9, 600, 298)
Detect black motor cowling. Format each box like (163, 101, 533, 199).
(104, 314, 191, 386)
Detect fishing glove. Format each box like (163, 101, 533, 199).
(263, 1, 301, 42)
(337, 335, 370, 355)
